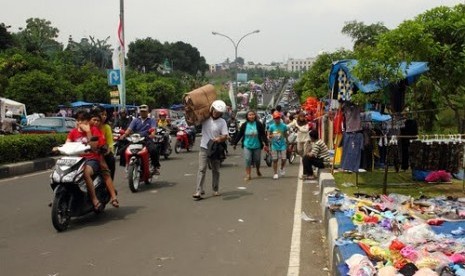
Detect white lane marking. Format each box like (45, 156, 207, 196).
(0, 170, 51, 183)
(287, 161, 303, 276)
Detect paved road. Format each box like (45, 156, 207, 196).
(0, 139, 330, 276)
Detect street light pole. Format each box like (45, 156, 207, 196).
(212, 30, 260, 111)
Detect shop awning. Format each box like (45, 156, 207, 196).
(329, 59, 429, 94)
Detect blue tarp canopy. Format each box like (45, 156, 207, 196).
(70, 101, 93, 107)
(69, 101, 137, 110)
(329, 59, 429, 94)
(170, 104, 184, 110)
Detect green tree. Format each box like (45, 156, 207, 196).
(65, 36, 113, 69)
(0, 23, 14, 50)
(127, 38, 165, 72)
(352, 4, 465, 131)
(342, 20, 389, 50)
(15, 18, 62, 55)
(5, 69, 71, 113)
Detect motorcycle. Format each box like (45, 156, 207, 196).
(228, 121, 238, 145)
(124, 133, 153, 193)
(286, 128, 298, 164)
(112, 127, 125, 156)
(154, 127, 172, 159)
(49, 141, 111, 232)
(174, 125, 195, 153)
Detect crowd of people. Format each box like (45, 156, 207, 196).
(60, 99, 330, 205)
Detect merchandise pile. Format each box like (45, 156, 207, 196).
(327, 191, 465, 275)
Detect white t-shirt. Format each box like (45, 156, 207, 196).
(200, 117, 228, 149)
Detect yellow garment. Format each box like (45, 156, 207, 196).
(334, 133, 343, 165)
(158, 119, 169, 128)
(101, 124, 114, 154)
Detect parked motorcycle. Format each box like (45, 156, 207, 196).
(174, 125, 195, 153)
(154, 127, 172, 159)
(124, 133, 153, 193)
(286, 128, 298, 164)
(49, 141, 111, 232)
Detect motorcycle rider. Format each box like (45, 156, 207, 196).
(66, 110, 118, 211)
(227, 112, 239, 144)
(114, 108, 132, 130)
(157, 110, 171, 155)
(119, 104, 161, 175)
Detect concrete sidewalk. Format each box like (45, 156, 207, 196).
(0, 157, 57, 179)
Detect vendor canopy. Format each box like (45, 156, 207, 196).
(0, 97, 27, 118)
(329, 59, 429, 94)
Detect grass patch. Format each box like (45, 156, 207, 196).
(333, 169, 465, 198)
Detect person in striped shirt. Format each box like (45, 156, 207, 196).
(302, 130, 330, 180)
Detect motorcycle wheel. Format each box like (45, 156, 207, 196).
(175, 141, 182, 154)
(127, 163, 140, 193)
(288, 150, 296, 164)
(51, 192, 70, 232)
(265, 152, 272, 167)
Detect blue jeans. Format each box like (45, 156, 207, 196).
(243, 147, 261, 168)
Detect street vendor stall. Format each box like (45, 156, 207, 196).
(327, 60, 430, 190)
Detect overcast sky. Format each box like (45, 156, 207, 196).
(1, 0, 463, 65)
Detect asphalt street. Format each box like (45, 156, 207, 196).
(0, 137, 330, 276)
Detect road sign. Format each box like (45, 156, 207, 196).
(107, 69, 121, 86)
(110, 98, 120, 104)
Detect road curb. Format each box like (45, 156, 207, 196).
(0, 157, 57, 179)
(317, 171, 339, 276)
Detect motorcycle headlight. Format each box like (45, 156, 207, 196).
(51, 171, 61, 183)
(62, 170, 79, 183)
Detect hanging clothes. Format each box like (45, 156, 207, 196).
(340, 132, 364, 172)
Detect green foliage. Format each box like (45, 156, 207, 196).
(352, 4, 465, 132)
(127, 38, 208, 75)
(0, 23, 14, 50)
(0, 133, 66, 164)
(341, 20, 389, 50)
(5, 69, 72, 113)
(65, 36, 113, 70)
(14, 18, 62, 55)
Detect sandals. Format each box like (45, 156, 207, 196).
(110, 198, 119, 208)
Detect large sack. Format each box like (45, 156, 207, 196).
(183, 84, 217, 125)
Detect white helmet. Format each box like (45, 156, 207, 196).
(5, 110, 13, 118)
(210, 100, 227, 113)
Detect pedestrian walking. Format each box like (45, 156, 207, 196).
(192, 100, 229, 199)
(268, 111, 288, 180)
(287, 112, 310, 157)
(232, 110, 269, 181)
(302, 130, 330, 180)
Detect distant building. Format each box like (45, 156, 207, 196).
(209, 57, 316, 73)
(285, 58, 316, 72)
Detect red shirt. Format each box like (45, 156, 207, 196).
(67, 126, 105, 160)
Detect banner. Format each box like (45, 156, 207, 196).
(112, 18, 126, 107)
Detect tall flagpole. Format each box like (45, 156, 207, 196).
(119, 0, 126, 107)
